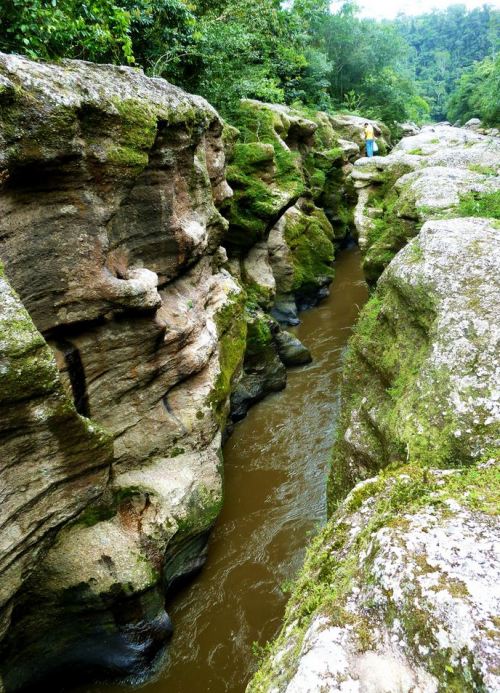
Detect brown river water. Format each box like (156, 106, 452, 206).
(79, 245, 368, 693)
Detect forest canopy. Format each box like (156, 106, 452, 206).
(0, 1, 498, 127)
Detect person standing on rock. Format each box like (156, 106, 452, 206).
(363, 122, 375, 157)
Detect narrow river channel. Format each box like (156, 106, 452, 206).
(83, 245, 368, 693)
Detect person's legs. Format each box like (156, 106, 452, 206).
(366, 139, 374, 157)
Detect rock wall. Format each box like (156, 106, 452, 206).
(0, 53, 246, 689)
(222, 100, 385, 416)
(249, 126, 500, 691)
(0, 265, 112, 645)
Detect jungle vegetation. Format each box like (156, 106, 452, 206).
(0, 1, 498, 126)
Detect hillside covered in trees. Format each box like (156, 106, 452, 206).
(0, 1, 498, 127)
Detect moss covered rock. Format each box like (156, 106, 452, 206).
(231, 309, 286, 420)
(0, 52, 248, 689)
(268, 198, 335, 322)
(330, 216, 499, 503)
(249, 462, 499, 692)
(249, 209, 500, 693)
(0, 265, 112, 646)
(352, 124, 500, 283)
(223, 100, 313, 251)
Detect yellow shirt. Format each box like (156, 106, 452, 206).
(364, 124, 374, 140)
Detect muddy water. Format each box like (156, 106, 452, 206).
(85, 245, 367, 693)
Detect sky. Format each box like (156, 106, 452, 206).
(332, 0, 500, 20)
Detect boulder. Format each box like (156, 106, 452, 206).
(249, 463, 499, 693)
(231, 311, 286, 421)
(330, 217, 500, 499)
(274, 330, 312, 367)
(268, 199, 335, 322)
(464, 117, 482, 129)
(223, 100, 314, 251)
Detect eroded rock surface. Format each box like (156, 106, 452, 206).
(351, 124, 500, 282)
(0, 53, 246, 689)
(250, 212, 499, 689)
(0, 266, 112, 644)
(249, 464, 499, 693)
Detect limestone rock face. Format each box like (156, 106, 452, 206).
(0, 53, 246, 689)
(330, 217, 500, 498)
(250, 208, 500, 691)
(0, 267, 112, 643)
(249, 464, 499, 693)
(351, 124, 500, 283)
(0, 53, 230, 331)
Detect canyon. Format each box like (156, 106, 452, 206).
(0, 53, 498, 693)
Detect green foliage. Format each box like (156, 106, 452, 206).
(0, 0, 135, 63)
(457, 190, 500, 219)
(3, 1, 496, 126)
(394, 5, 499, 121)
(447, 54, 500, 127)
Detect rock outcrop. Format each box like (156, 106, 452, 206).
(250, 462, 499, 693)
(249, 127, 500, 691)
(0, 53, 246, 689)
(351, 124, 500, 283)
(330, 216, 500, 499)
(0, 265, 112, 645)
(0, 53, 372, 689)
(221, 100, 372, 413)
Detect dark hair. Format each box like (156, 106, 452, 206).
(364, 122, 368, 125)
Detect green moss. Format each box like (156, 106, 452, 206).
(224, 101, 307, 251)
(283, 203, 335, 294)
(206, 290, 247, 427)
(245, 310, 273, 358)
(467, 164, 497, 176)
(362, 188, 419, 283)
(408, 148, 425, 155)
(174, 483, 223, 536)
(0, 272, 61, 403)
(106, 144, 149, 168)
(456, 190, 500, 219)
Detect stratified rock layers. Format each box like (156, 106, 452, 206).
(0, 53, 245, 689)
(0, 265, 112, 644)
